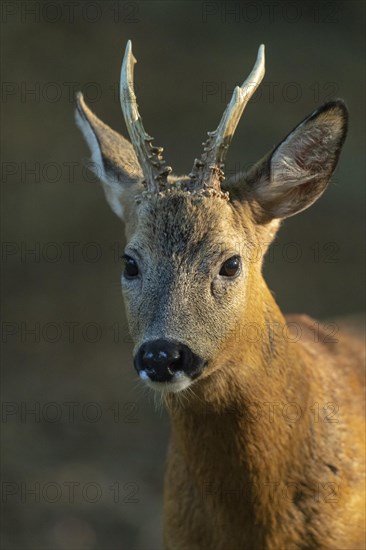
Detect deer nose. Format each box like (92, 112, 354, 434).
(134, 339, 200, 383)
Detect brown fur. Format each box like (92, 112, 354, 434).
(163, 298, 365, 549)
(76, 92, 365, 549)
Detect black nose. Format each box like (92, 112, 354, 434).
(134, 339, 204, 383)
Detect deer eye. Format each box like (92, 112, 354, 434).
(123, 255, 139, 279)
(219, 256, 241, 278)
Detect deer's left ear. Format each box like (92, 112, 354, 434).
(232, 100, 348, 222)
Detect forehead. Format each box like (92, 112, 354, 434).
(128, 191, 250, 259)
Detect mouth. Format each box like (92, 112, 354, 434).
(138, 369, 194, 393)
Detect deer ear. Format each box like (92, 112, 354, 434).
(75, 92, 143, 220)
(232, 100, 348, 222)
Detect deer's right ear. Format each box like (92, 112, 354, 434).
(75, 92, 143, 220)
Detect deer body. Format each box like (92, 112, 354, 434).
(76, 41, 365, 549)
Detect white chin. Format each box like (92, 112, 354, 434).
(139, 370, 192, 393)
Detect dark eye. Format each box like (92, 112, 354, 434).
(123, 255, 139, 279)
(219, 256, 241, 278)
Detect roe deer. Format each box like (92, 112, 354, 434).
(76, 41, 365, 549)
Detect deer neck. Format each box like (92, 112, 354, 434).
(165, 275, 320, 526)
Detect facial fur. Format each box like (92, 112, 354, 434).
(121, 187, 260, 390)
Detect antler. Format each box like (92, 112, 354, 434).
(190, 45, 265, 191)
(120, 40, 172, 192)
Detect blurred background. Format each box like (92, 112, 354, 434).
(1, 1, 365, 548)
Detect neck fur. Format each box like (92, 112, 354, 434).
(164, 277, 323, 540)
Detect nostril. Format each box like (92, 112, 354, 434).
(165, 360, 180, 376)
(167, 353, 183, 373)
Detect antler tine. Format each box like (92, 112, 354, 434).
(190, 45, 265, 191)
(120, 40, 172, 192)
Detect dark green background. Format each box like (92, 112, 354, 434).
(1, 1, 365, 548)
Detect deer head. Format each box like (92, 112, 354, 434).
(76, 41, 348, 393)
